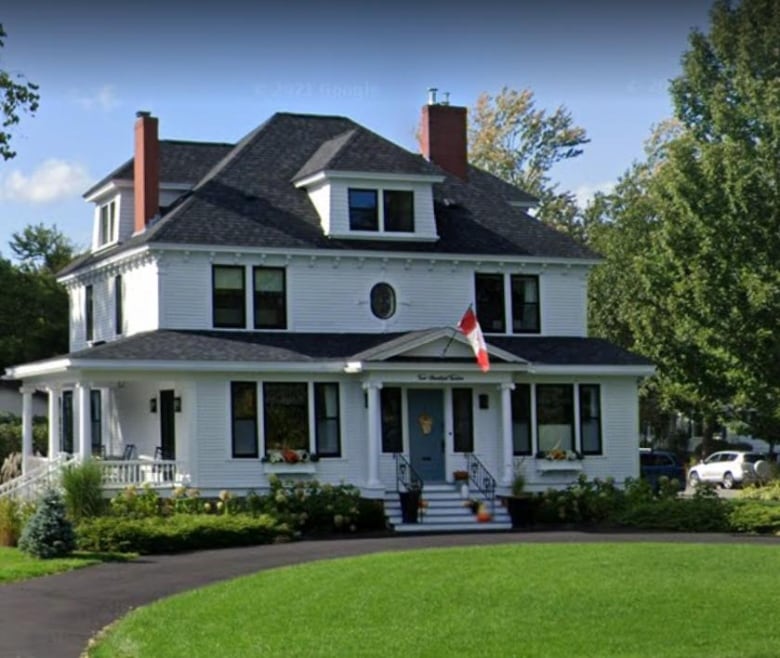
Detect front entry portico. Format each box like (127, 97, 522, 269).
(408, 388, 445, 481)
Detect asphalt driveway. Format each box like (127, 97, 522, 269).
(2, 531, 779, 658)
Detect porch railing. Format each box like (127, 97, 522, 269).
(99, 459, 185, 489)
(394, 453, 424, 494)
(0, 453, 75, 500)
(465, 453, 496, 516)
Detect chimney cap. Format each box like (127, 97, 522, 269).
(135, 110, 152, 118)
(427, 88, 438, 105)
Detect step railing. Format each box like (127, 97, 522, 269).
(394, 453, 424, 494)
(0, 453, 74, 500)
(465, 453, 496, 516)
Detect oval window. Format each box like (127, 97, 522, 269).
(370, 283, 396, 320)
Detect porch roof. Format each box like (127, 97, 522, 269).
(7, 329, 653, 380)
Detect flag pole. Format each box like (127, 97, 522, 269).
(441, 303, 473, 357)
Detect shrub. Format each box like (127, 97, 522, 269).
(728, 501, 780, 535)
(739, 480, 780, 502)
(76, 513, 289, 554)
(535, 475, 624, 525)
(0, 497, 23, 546)
(18, 489, 76, 558)
(616, 485, 730, 532)
(109, 485, 163, 518)
(0, 452, 21, 484)
(61, 459, 105, 521)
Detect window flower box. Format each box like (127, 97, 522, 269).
(535, 459, 583, 473)
(262, 462, 317, 475)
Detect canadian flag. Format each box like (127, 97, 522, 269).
(457, 308, 490, 372)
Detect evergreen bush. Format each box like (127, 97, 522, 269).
(18, 489, 76, 558)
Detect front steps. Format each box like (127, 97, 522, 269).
(384, 484, 512, 533)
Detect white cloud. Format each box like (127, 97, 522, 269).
(73, 85, 120, 111)
(1, 159, 92, 203)
(574, 181, 615, 208)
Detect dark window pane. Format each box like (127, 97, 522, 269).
(85, 285, 94, 341)
(213, 266, 246, 328)
(115, 275, 123, 335)
(370, 283, 396, 319)
(475, 273, 505, 333)
(381, 387, 402, 453)
(536, 384, 574, 453)
(231, 382, 258, 458)
(383, 190, 414, 232)
(349, 188, 378, 231)
(511, 275, 540, 333)
(579, 384, 602, 455)
(263, 383, 308, 452)
(90, 390, 102, 455)
(452, 388, 473, 453)
(511, 384, 532, 455)
(61, 391, 73, 454)
(315, 383, 341, 457)
(254, 267, 286, 329)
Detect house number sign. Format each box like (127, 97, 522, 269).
(417, 374, 464, 382)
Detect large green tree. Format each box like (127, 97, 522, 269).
(0, 23, 39, 161)
(468, 87, 589, 238)
(589, 0, 780, 454)
(0, 224, 74, 371)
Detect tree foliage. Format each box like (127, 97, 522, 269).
(588, 0, 780, 452)
(0, 24, 39, 161)
(468, 87, 589, 237)
(0, 224, 74, 371)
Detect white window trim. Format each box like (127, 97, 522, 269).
(96, 198, 119, 249)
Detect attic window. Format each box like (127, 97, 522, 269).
(348, 188, 414, 233)
(98, 200, 117, 246)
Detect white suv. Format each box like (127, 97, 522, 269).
(688, 451, 771, 489)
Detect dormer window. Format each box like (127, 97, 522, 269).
(98, 200, 117, 247)
(348, 188, 414, 233)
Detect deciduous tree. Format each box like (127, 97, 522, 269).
(0, 24, 39, 161)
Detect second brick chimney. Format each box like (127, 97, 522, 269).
(134, 111, 159, 234)
(420, 91, 468, 181)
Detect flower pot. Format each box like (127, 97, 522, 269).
(399, 490, 421, 524)
(506, 496, 535, 528)
(459, 482, 470, 499)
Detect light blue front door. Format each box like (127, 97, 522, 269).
(408, 389, 445, 482)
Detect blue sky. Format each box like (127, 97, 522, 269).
(0, 0, 713, 257)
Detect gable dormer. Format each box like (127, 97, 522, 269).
(292, 124, 445, 242)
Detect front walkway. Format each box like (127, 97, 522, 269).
(2, 531, 779, 658)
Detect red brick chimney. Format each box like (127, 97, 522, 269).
(420, 90, 468, 180)
(134, 111, 159, 234)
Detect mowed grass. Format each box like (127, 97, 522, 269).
(0, 547, 132, 584)
(89, 543, 780, 658)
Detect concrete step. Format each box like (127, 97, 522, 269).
(394, 521, 513, 533)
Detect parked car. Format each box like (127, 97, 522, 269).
(639, 449, 686, 491)
(687, 451, 772, 489)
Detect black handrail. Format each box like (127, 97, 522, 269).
(394, 453, 424, 494)
(466, 453, 496, 516)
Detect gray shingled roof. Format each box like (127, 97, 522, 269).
(63, 112, 596, 277)
(82, 140, 235, 198)
(62, 330, 651, 367)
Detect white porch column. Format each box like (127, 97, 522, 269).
(20, 386, 34, 474)
(363, 381, 384, 497)
(75, 382, 92, 462)
(499, 382, 515, 487)
(47, 385, 61, 461)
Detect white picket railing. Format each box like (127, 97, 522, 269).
(99, 459, 185, 489)
(0, 453, 75, 500)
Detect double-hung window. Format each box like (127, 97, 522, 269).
(579, 384, 602, 455)
(213, 266, 245, 328)
(263, 383, 309, 452)
(348, 188, 414, 233)
(511, 275, 540, 333)
(536, 384, 575, 453)
(511, 384, 532, 455)
(475, 273, 506, 333)
(314, 383, 341, 457)
(231, 382, 258, 458)
(85, 285, 94, 341)
(253, 267, 286, 329)
(114, 275, 123, 335)
(452, 388, 474, 453)
(380, 387, 403, 453)
(98, 200, 117, 247)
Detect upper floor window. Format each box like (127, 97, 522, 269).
(511, 275, 540, 333)
(475, 272, 541, 334)
(213, 266, 245, 328)
(475, 273, 505, 333)
(114, 275, 123, 335)
(85, 285, 94, 341)
(348, 188, 414, 233)
(254, 267, 286, 330)
(98, 200, 117, 247)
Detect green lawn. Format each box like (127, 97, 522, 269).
(0, 547, 131, 584)
(89, 543, 780, 658)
